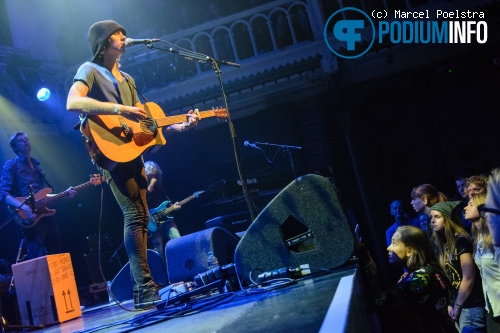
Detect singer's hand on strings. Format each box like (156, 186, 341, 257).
(120, 105, 148, 121)
(186, 110, 199, 127)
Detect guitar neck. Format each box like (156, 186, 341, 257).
(178, 195, 196, 206)
(155, 110, 218, 128)
(40, 181, 93, 206)
(163, 195, 196, 215)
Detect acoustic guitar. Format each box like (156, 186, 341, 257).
(9, 174, 104, 229)
(148, 190, 204, 232)
(79, 102, 227, 169)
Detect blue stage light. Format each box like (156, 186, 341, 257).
(37, 87, 50, 101)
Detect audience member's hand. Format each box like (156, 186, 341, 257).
(354, 224, 364, 250)
(448, 304, 461, 322)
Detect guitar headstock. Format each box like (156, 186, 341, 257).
(90, 174, 106, 186)
(193, 190, 205, 198)
(212, 107, 227, 119)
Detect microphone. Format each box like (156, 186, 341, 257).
(28, 185, 35, 211)
(244, 141, 258, 148)
(125, 38, 160, 46)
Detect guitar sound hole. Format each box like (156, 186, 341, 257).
(140, 118, 158, 134)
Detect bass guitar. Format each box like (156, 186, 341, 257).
(9, 174, 104, 229)
(79, 102, 227, 170)
(148, 190, 204, 232)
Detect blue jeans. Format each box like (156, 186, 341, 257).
(458, 306, 486, 333)
(101, 158, 154, 292)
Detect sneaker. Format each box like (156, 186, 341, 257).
(134, 283, 161, 309)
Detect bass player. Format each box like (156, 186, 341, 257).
(144, 160, 181, 270)
(0, 132, 77, 260)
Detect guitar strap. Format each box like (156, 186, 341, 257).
(36, 165, 53, 190)
(120, 71, 150, 103)
(13, 157, 53, 192)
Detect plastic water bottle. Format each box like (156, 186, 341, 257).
(107, 281, 113, 303)
(207, 251, 219, 269)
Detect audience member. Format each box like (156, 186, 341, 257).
(386, 199, 419, 247)
(456, 174, 489, 235)
(466, 193, 500, 332)
(485, 168, 500, 247)
(418, 212, 432, 237)
(455, 175, 469, 201)
(356, 225, 457, 333)
(466, 175, 489, 199)
(430, 201, 486, 333)
(411, 183, 448, 216)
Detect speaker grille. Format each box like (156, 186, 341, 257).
(234, 174, 354, 283)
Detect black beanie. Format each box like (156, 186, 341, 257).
(88, 20, 126, 63)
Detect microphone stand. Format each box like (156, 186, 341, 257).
(254, 142, 302, 179)
(146, 43, 257, 221)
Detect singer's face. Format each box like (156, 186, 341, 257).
(108, 31, 126, 56)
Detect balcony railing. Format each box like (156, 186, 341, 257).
(119, 0, 325, 93)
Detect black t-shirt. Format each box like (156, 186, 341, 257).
(445, 235, 485, 308)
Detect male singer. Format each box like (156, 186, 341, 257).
(66, 20, 198, 309)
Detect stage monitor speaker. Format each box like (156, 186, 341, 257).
(166, 227, 240, 284)
(234, 174, 354, 283)
(109, 249, 167, 302)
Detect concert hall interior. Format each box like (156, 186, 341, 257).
(0, 0, 499, 332)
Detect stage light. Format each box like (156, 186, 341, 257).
(36, 87, 51, 101)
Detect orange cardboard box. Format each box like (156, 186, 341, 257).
(12, 253, 82, 326)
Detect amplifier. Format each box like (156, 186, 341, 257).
(205, 211, 252, 233)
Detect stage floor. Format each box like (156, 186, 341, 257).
(22, 264, 361, 333)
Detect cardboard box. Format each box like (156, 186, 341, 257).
(12, 253, 82, 326)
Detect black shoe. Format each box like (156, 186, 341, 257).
(134, 283, 161, 309)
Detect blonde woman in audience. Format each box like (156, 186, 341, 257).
(466, 193, 500, 332)
(484, 168, 500, 247)
(430, 201, 486, 333)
